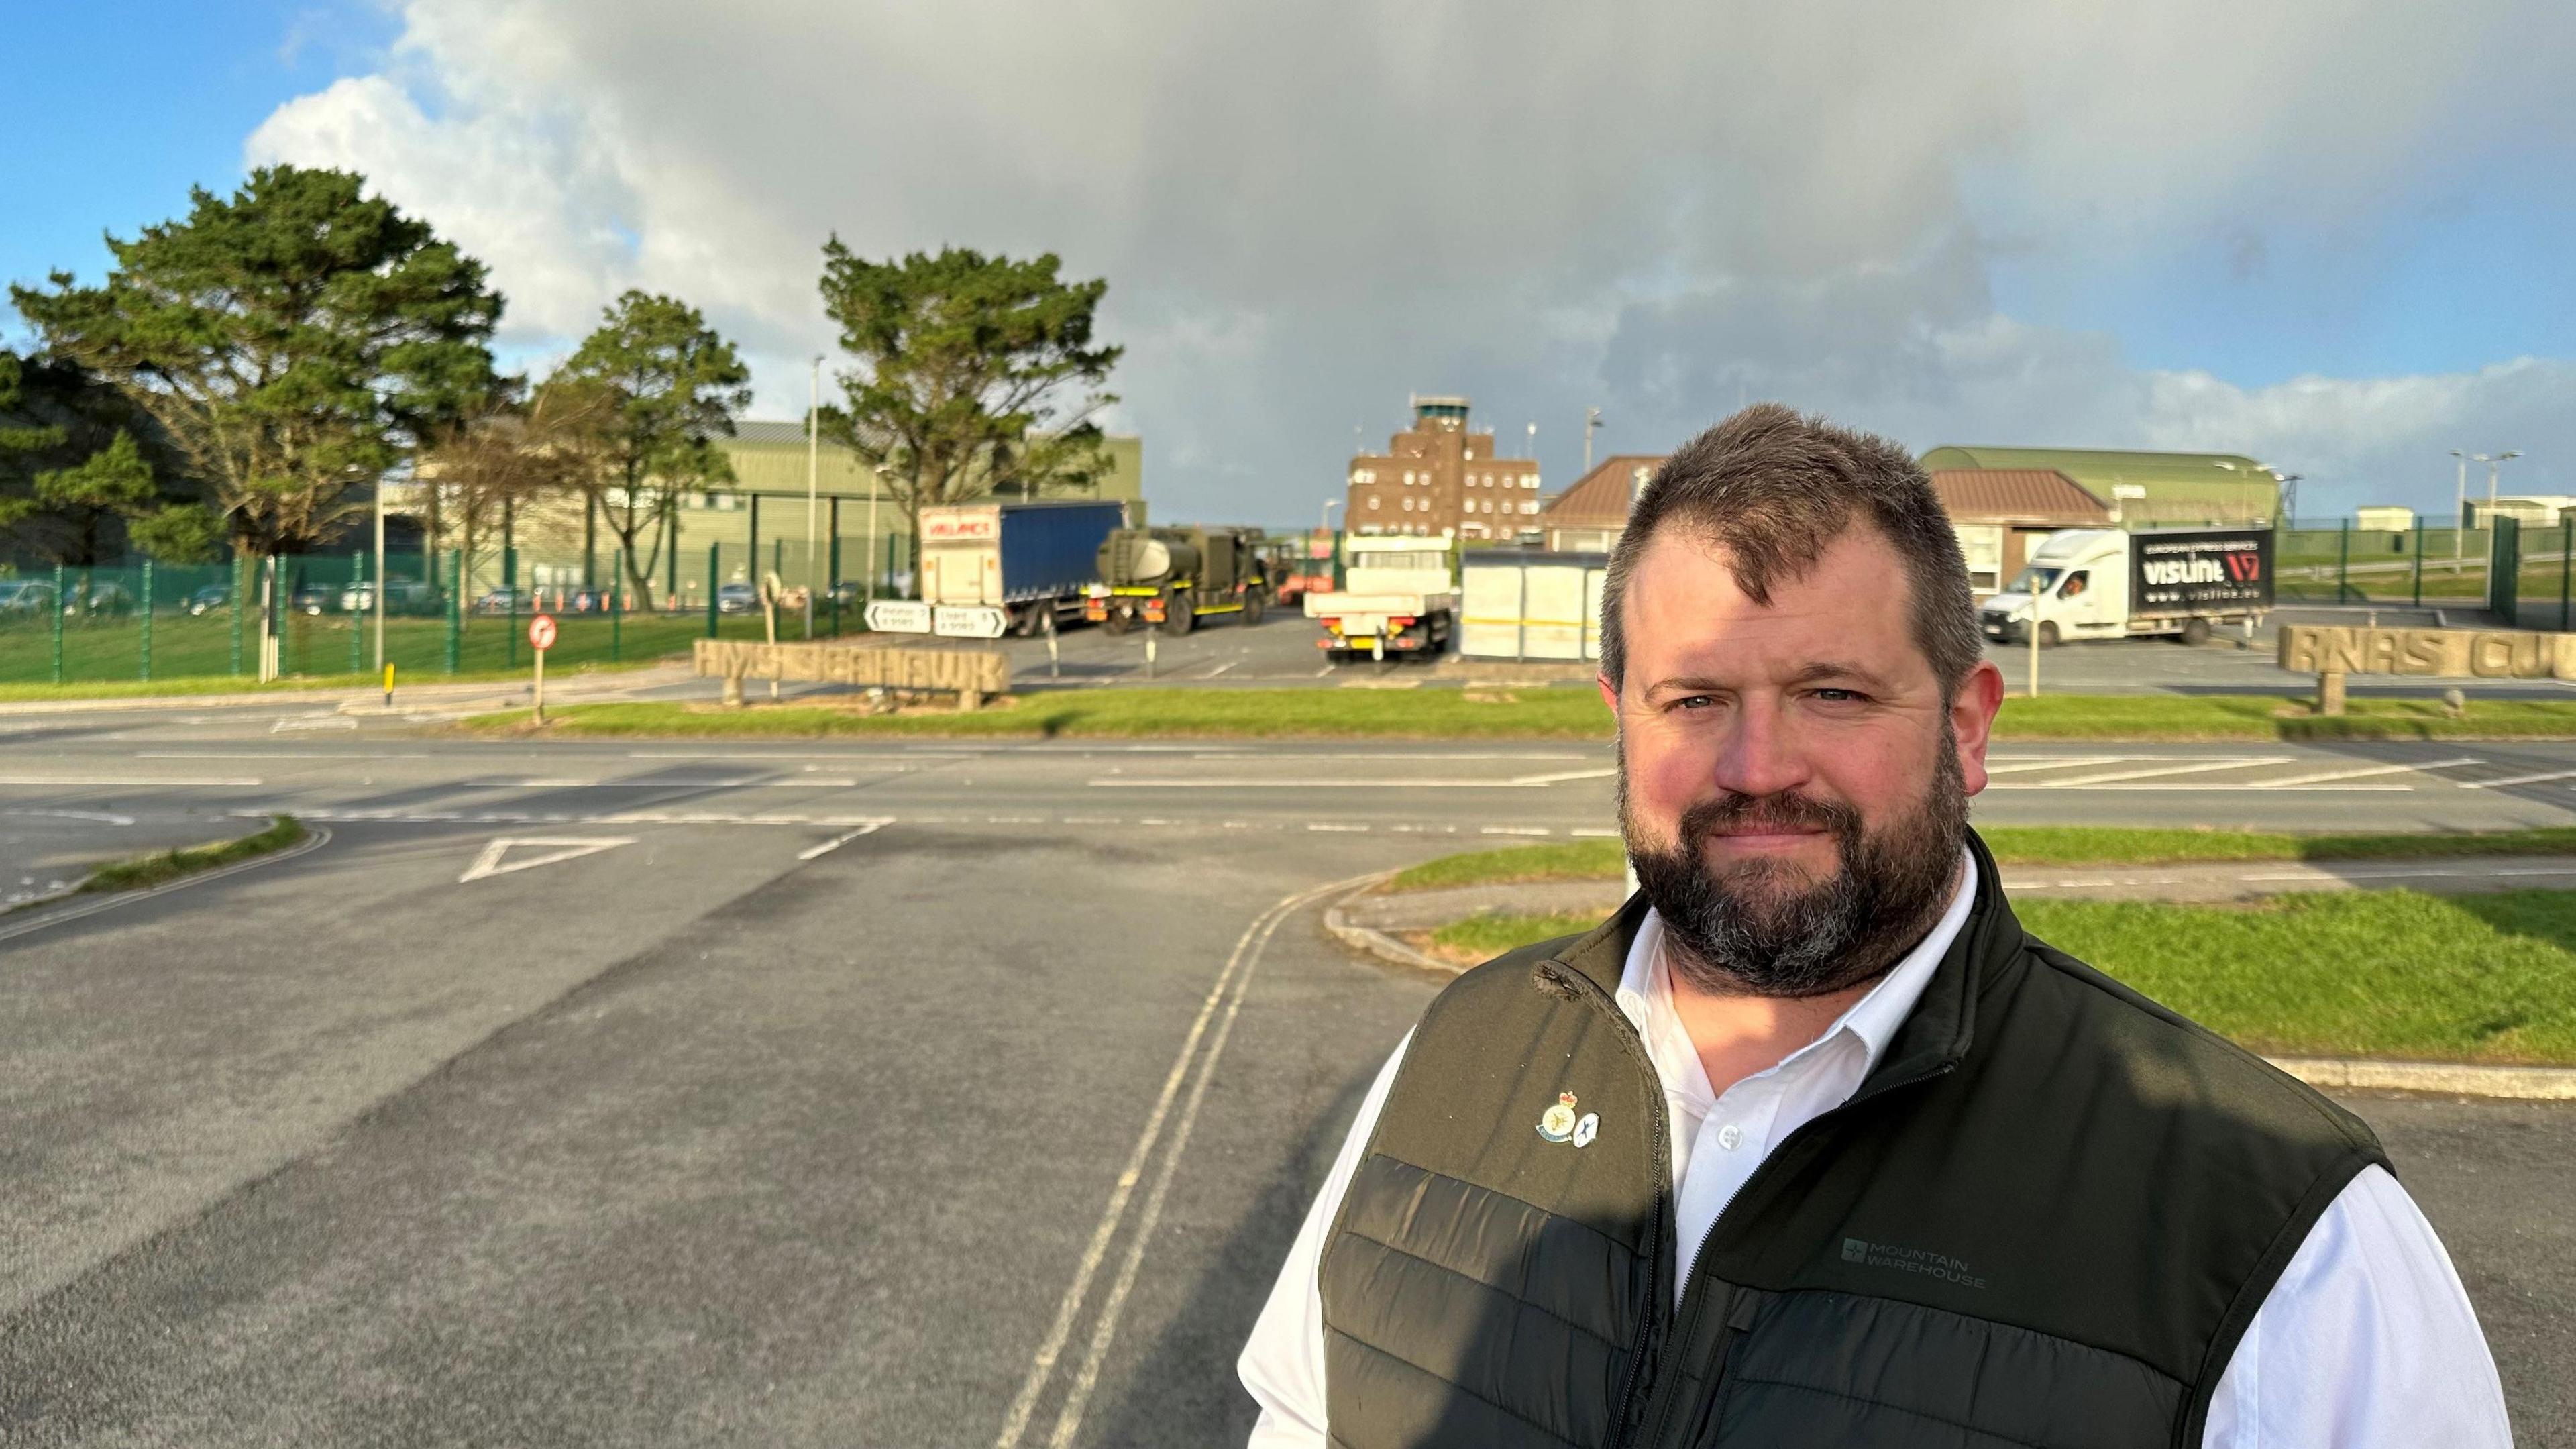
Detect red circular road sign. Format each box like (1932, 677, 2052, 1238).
(528, 613, 557, 651)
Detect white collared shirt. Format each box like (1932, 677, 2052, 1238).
(1240, 851, 2513, 1447)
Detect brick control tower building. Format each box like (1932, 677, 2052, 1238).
(1345, 396, 1541, 541)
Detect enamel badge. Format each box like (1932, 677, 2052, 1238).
(1538, 1091, 1597, 1146)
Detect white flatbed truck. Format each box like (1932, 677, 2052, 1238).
(1303, 536, 1458, 661)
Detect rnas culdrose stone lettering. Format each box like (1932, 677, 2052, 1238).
(2277, 624, 2576, 680)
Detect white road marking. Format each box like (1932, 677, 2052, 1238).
(2246, 757, 2483, 789)
(796, 822, 885, 859)
(466, 777, 863, 789)
(269, 716, 358, 732)
(136, 751, 427, 760)
(1481, 826, 1553, 836)
(3, 808, 136, 825)
(1201, 661, 1238, 678)
(1307, 822, 1370, 832)
(1089, 766, 1613, 788)
(456, 837, 641, 882)
(995, 873, 1365, 1449)
(0, 775, 262, 788)
(2023, 757, 2292, 788)
(1187, 752, 1588, 761)
(1979, 755, 2132, 775)
(2460, 767, 2576, 789)
(1570, 828, 1623, 838)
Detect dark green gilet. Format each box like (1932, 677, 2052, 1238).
(1319, 830, 2387, 1448)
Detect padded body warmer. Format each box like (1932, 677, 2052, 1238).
(1319, 832, 2386, 1448)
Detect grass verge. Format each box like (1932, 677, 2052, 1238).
(0, 658, 670, 703)
(1384, 826, 2576, 893)
(449, 690, 2576, 742)
(76, 816, 308, 894)
(1419, 888, 2576, 1065)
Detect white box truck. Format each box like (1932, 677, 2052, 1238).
(1978, 527, 2272, 647)
(1304, 535, 1458, 661)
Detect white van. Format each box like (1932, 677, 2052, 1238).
(1978, 527, 2272, 647)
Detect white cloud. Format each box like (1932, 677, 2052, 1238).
(246, 0, 2576, 522)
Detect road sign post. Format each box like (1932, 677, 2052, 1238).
(529, 612, 557, 723)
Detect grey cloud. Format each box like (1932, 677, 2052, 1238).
(249, 0, 2576, 524)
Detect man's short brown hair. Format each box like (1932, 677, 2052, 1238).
(1598, 402, 1982, 696)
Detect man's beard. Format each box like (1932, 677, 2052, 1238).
(1619, 729, 1968, 999)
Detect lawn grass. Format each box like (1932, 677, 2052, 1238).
(74, 815, 308, 895)
(1384, 825, 2576, 893)
(453, 689, 2576, 742)
(1419, 888, 2576, 1065)
(2018, 890, 2576, 1064)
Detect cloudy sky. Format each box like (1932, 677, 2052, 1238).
(11, 1, 2575, 525)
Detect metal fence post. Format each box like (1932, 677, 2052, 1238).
(2336, 519, 2351, 603)
(829, 534, 843, 637)
(505, 542, 519, 670)
(2544, 518, 2565, 631)
(707, 542, 720, 639)
(610, 580, 622, 661)
(50, 564, 64, 684)
(230, 553, 245, 676)
(2412, 526, 2424, 608)
(139, 559, 153, 681)
(445, 549, 463, 674)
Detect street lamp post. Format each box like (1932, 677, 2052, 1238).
(2479, 450, 2522, 521)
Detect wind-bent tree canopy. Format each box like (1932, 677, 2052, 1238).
(0, 348, 221, 566)
(12, 166, 500, 552)
(548, 291, 750, 608)
(419, 380, 609, 618)
(816, 244, 1120, 591)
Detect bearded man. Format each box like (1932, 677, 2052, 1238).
(1238, 405, 2510, 1447)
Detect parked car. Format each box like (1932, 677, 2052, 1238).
(340, 580, 438, 615)
(186, 584, 231, 616)
(84, 582, 135, 615)
(715, 582, 759, 614)
(291, 582, 340, 615)
(472, 588, 522, 615)
(0, 579, 59, 616)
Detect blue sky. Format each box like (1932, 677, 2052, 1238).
(2, 6, 397, 311)
(10, 3, 2573, 525)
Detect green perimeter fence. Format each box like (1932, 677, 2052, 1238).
(0, 533, 917, 686)
(2271, 520, 2494, 606)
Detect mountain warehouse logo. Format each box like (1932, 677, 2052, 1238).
(1841, 1238, 1988, 1289)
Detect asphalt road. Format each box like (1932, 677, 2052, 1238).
(1, 714, 2570, 1444)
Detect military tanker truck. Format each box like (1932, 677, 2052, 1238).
(1084, 525, 1270, 635)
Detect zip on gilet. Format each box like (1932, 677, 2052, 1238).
(1318, 830, 2387, 1448)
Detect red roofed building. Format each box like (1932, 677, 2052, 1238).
(1535, 454, 1668, 552)
(1925, 468, 2115, 595)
